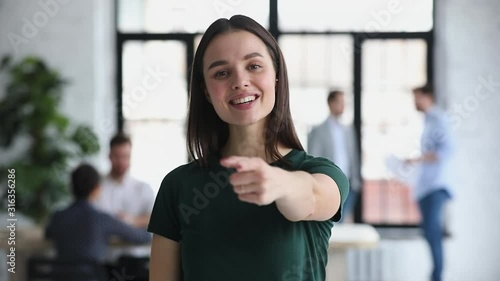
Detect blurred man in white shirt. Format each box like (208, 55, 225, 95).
(94, 133, 155, 228)
(93, 133, 155, 264)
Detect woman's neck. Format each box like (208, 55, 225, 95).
(221, 123, 292, 162)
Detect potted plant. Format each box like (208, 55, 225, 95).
(0, 55, 100, 224)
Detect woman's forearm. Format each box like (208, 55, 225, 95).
(275, 170, 341, 222)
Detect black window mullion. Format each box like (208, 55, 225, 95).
(353, 33, 363, 224)
(186, 38, 194, 96)
(270, 0, 279, 39)
(427, 33, 434, 86)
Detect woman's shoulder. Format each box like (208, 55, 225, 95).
(280, 149, 324, 164)
(285, 149, 342, 172)
(157, 158, 219, 193)
(161, 160, 203, 182)
(273, 149, 326, 170)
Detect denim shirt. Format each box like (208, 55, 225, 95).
(417, 106, 455, 199)
(46, 200, 151, 262)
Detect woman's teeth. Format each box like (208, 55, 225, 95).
(232, 96, 256, 105)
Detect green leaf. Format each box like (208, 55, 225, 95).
(71, 125, 100, 155)
(0, 56, 101, 223)
(0, 55, 11, 70)
(53, 114, 70, 132)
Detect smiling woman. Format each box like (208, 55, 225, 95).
(147, 15, 350, 281)
(203, 31, 276, 128)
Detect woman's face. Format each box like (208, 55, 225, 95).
(202, 31, 277, 127)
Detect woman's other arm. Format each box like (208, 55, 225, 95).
(149, 234, 181, 281)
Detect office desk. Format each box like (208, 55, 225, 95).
(0, 227, 50, 281)
(327, 224, 380, 281)
(1, 224, 379, 281)
(0, 227, 149, 281)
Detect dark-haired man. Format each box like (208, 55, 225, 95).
(93, 133, 155, 228)
(307, 90, 360, 222)
(407, 85, 454, 281)
(45, 163, 151, 262)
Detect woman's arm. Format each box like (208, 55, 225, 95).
(150, 234, 182, 281)
(220, 156, 343, 222)
(275, 171, 341, 222)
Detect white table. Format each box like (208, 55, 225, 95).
(327, 224, 380, 281)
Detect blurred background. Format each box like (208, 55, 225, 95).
(0, 0, 499, 280)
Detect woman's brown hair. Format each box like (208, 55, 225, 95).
(187, 15, 303, 167)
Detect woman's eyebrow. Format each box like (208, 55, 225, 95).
(207, 52, 264, 70)
(243, 52, 263, 60)
(208, 60, 228, 70)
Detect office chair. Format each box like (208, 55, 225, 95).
(115, 255, 150, 281)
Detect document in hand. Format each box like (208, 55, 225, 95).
(385, 154, 420, 188)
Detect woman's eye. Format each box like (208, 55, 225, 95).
(248, 64, 262, 70)
(214, 70, 228, 78)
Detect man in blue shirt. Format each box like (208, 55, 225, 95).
(407, 85, 454, 281)
(46, 163, 151, 263)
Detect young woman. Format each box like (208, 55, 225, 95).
(148, 15, 349, 281)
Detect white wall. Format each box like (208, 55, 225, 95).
(0, 2, 116, 280)
(0, 0, 116, 171)
(435, 0, 500, 280)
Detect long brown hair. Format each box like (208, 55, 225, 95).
(187, 15, 303, 167)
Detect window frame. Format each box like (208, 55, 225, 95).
(114, 0, 435, 228)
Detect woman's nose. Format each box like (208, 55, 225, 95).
(231, 70, 250, 90)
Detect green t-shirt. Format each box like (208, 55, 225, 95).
(148, 149, 349, 281)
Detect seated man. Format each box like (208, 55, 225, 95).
(93, 133, 155, 228)
(45, 163, 151, 263)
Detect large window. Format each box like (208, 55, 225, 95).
(116, 0, 434, 227)
(280, 35, 354, 146)
(361, 39, 427, 225)
(278, 0, 433, 32)
(121, 40, 188, 193)
(118, 0, 269, 33)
